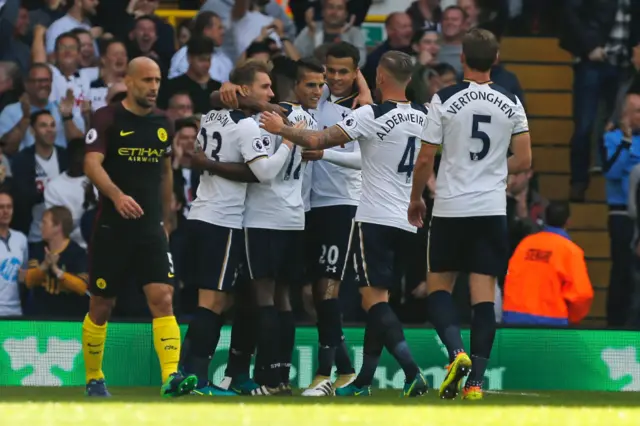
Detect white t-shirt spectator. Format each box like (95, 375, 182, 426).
(49, 64, 98, 106)
(45, 172, 91, 248)
(233, 11, 282, 61)
(0, 230, 28, 317)
(0, 102, 85, 150)
(45, 14, 98, 55)
(168, 46, 233, 82)
(30, 150, 61, 243)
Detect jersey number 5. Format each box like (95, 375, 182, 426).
(397, 137, 416, 183)
(470, 114, 491, 161)
(199, 128, 223, 175)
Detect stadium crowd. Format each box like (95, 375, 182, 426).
(0, 0, 636, 330)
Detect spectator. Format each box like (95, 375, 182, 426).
(79, 179, 96, 248)
(609, 45, 640, 129)
(177, 19, 192, 48)
(412, 29, 440, 66)
(70, 27, 98, 68)
(11, 110, 68, 244)
(105, 81, 127, 105)
(29, 0, 66, 31)
(458, 0, 480, 28)
(171, 116, 199, 212)
(406, 0, 442, 32)
(489, 38, 526, 106)
(159, 37, 221, 114)
(433, 61, 459, 87)
(294, 0, 366, 67)
(45, 0, 99, 56)
(125, 0, 175, 62)
(168, 11, 233, 83)
(44, 138, 89, 248)
(603, 94, 640, 326)
(245, 41, 274, 63)
(503, 201, 594, 325)
(165, 91, 194, 123)
(0, 61, 21, 111)
(436, 6, 467, 75)
(506, 165, 545, 255)
(0, 63, 85, 154)
(560, 1, 640, 202)
(127, 15, 170, 76)
(1, 4, 31, 74)
(87, 39, 128, 112)
(24, 205, 88, 318)
(0, 191, 29, 317)
(200, 0, 295, 60)
(362, 12, 414, 88)
(32, 28, 97, 107)
(290, 0, 372, 34)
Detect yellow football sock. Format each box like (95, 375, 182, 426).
(153, 316, 181, 382)
(82, 314, 107, 383)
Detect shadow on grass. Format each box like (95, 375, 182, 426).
(1, 387, 640, 407)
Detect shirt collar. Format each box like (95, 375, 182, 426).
(544, 226, 570, 240)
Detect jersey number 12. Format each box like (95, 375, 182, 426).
(397, 137, 416, 183)
(199, 128, 223, 176)
(470, 114, 491, 161)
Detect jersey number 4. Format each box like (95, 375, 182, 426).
(470, 114, 491, 161)
(397, 137, 416, 183)
(199, 128, 223, 175)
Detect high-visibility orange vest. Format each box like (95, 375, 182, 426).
(503, 230, 594, 324)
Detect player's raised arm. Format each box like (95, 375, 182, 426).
(84, 109, 144, 219)
(303, 142, 362, 170)
(211, 82, 289, 119)
(260, 106, 364, 150)
(247, 121, 307, 181)
(507, 96, 532, 174)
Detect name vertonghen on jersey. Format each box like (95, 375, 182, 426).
(374, 112, 426, 140)
(446, 90, 517, 118)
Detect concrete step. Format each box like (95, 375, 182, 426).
(505, 64, 573, 91)
(568, 202, 608, 231)
(570, 230, 610, 259)
(527, 93, 572, 117)
(587, 259, 611, 289)
(529, 118, 573, 145)
(533, 146, 570, 173)
(538, 174, 606, 202)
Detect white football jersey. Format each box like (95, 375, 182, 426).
(188, 109, 268, 229)
(311, 86, 362, 208)
(338, 101, 428, 233)
(243, 104, 317, 230)
(423, 80, 529, 217)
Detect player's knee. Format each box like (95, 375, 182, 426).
(89, 296, 115, 325)
(469, 273, 496, 305)
(252, 279, 275, 306)
(145, 284, 174, 317)
(359, 287, 389, 312)
(426, 272, 456, 295)
(301, 284, 317, 321)
(275, 282, 291, 311)
(313, 279, 341, 302)
(198, 289, 230, 314)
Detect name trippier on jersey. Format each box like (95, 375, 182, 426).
(374, 112, 426, 141)
(446, 90, 517, 118)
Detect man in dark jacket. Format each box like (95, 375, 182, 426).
(559, 0, 640, 202)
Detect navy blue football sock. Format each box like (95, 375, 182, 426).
(180, 307, 222, 388)
(254, 306, 280, 387)
(427, 290, 465, 362)
(225, 305, 256, 379)
(278, 310, 295, 383)
(468, 302, 496, 385)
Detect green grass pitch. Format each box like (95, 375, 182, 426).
(1, 387, 639, 426)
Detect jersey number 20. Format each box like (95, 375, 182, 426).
(397, 137, 416, 183)
(470, 114, 491, 161)
(199, 128, 223, 175)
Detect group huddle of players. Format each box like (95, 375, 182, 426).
(80, 28, 531, 401)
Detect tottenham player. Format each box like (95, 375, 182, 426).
(261, 51, 429, 397)
(178, 60, 297, 396)
(409, 29, 532, 400)
(299, 42, 373, 397)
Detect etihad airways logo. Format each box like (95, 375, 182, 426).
(118, 147, 166, 163)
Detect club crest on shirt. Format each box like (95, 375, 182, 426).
(157, 128, 168, 142)
(85, 128, 97, 144)
(252, 137, 264, 152)
(262, 136, 271, 147)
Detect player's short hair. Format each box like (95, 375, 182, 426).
(55, 32, 80, 52)
(46, 206, 74, 238)
(193, 11, 219, 37)
(296, 57, 324, 82)
(187, 36, 214, 56)
(379, 51, 414, 85)
(175, 117, 199, 133)
(229, 60, 272, 86)
(462, 28, 499, 72)
(544, 201, 570, 228)
(67, 137, 85, 159)
(30, 110, 53, 127)
(326, 42, 360, 69)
